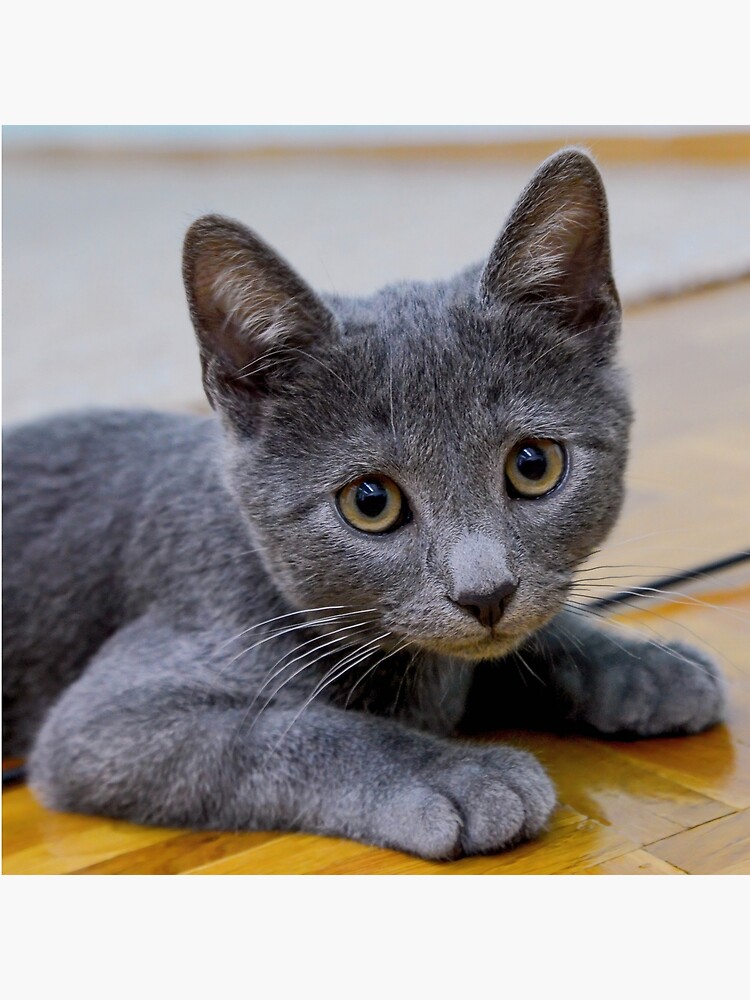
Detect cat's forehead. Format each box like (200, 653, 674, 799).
(277, 279, 626, 481)
(330, 275, 473, 343)
(330, 280, 595, 421)
(260, 271, 629, 520)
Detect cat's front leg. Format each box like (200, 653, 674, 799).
(463, 610, 725, 737)
(523, 610, 726, 737)
(28, 616, 556, 859)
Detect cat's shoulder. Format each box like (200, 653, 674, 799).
(4, 407, 213, 451)
(3, 408, 219, 495)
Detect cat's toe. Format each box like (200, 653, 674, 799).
(373, 746, 556, 860)
(648, 641, 726, 735)
(590, 640, 726, 737)
(377, 785, 465, 860)
(484, 745, 558, 839)
(433, 746, 557, 855)
(437, 761, 528, 855)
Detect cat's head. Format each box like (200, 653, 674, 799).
(183, 148, 631, 661)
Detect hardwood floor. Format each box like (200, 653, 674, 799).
(3, 279, 749, 875)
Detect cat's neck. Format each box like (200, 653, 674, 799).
(325, 648, 476, 736)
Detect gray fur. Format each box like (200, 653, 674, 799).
(2, 150, 724, 859)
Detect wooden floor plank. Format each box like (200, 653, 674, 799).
(73, 830, 286, 875)
(189, 805, 635, 876)
(506, 731, 733, 844)
(592, 279, 750, 583)
(314, 807, 639, 875)
(595, 593, 750, 811)
(647, 809, 750, 874)
(579, 850, 684, 875)
(188, 833, 377, 876)
(2, 786, 179, 875)
(603, 728, 750, 811)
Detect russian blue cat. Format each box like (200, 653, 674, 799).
(2, 149, 724, 859)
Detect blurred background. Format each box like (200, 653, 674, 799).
(3, 125, 750, 423)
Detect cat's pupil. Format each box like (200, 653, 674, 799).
(516, 445, 547, 481)
(355, 481, 388, 517)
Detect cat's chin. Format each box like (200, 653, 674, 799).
(414, 632, 528, 662)
(404, 610, 562, 662)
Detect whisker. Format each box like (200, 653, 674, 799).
(245, 623, 382, 728)
(233, 345, 289, 377)
(562, 602, 721, 680)
(269, 633, 392, 752)
(225, 611, 378, 667)
(242, 620, 377, 723)
(514, 647, 546, 686)
(240, 637, 367, 741)
(559, 605, 642, 662)
(566, 584, 750, 623)
(220, 606, 374, 650)
(590, 534, 750, 556)
(346, 640, 415, 709)
(574, 562, 730, 576)
(285, 346, 363, 402)
(390, 644, 420, 714)
(230, 623, 380, 748)
(605, 602, 743, 677)
(314, 633, 392, 699)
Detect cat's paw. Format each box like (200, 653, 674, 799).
(380, 745, 556, 860)
(582, 639, 726, 737)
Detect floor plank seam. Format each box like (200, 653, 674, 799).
(636, 848, 692, 875)
(641, 808, 741, 852)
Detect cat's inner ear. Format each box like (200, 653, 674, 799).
(480, 149, 620, 332)
(183, 215, 337, 394)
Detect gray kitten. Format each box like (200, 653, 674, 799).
(2, 149, 724, 859)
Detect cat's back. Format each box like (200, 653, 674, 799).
(2, 409, 218, 752)
(3, 408, 212, 553)
(3, 408, 220, 610)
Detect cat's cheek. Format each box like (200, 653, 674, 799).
(506, 453, 623, 565)
(255, 504, 423, 614)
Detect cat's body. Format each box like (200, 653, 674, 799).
(3, 407, 476, 749)
(2, 151, 724, 858)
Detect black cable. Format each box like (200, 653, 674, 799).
(3, 548, 749, 789)
(588, 549, 750, 611)
(2, 766, 27, 787)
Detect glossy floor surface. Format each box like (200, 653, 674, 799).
(3, 279, 749, 875)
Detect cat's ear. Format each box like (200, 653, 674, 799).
(480, 149, 620, 338)
(183, 215, 338, 426)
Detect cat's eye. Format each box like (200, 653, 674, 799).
(337, 475, 409, 534)
(505, 439, 566, 498)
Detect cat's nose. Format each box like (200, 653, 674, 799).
(450, 580, 518, 630)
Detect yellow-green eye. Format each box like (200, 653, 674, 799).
(505, 439, 566, 498)
(337, 475, 408, 534)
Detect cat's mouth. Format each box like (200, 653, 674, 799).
(389, 606, 560, 662)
